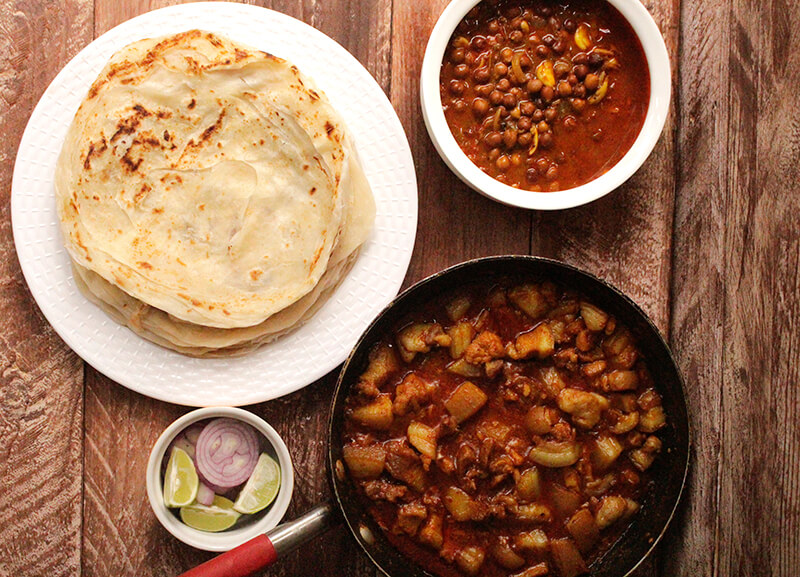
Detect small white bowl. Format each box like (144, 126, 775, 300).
(420, 0, 671, 210)
(146, 407, 294, 552)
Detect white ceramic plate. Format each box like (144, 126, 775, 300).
(11, 2, 417, 407)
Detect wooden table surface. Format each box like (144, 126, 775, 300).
(1, 0, 799, 576)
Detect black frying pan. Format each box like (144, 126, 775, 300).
(180, 256, 690, 577)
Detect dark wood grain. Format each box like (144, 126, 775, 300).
(662, 0, 728, 574)
(716, 0, 800, 572)
(0, 1, 92, 575)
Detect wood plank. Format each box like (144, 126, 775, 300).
(716, 0, 800, 573)
(663, 0, 729, 573)
(82, 1, 392, 575)
(390, 1, 531, 287)
(0, 1, 92, 576)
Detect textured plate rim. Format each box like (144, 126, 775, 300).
(11, 2, 418, 407)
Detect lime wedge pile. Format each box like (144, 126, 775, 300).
(233, 453, 281, 515)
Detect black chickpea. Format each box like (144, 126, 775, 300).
(563, 115, 577, 130)
(542, 34, 555, 46)
(558, 81, 572, 97)
(588, 52, 604, 67)
(526, 167, 538, 181)
(528, 33, 541, 44)
(465, 51, 476, 65)
(496, 155, 511, 170)
(453, 99, 467, 113)
(452, 48, 466, 64)
(572, 98, 586, 112)
(488, 148, 500, 161)
(552, 39, 567, 54)
(509, 30, 524, 43)
(564, 18, 577, 33)
(532, 109, 544, 122)
(520, 100, 535, 116)
(536, 157, 549, 171)
(520, 54, 532, 69)
(536, 45, 550, 57)
(476, 83, 495, 96)
(497, 78, 511, 91)
(573, 64, 589, 79)
(488, 20, 500, 33)
(539, 131, 554, 148)
(449, 80, 466, 96)
(573, 84, 586, 98)
(545, 107, 558, 122)
(537, 120, 550, 133)
(454, 64, 469, 79)
(554, 60, 570, 78)
(546, 164, 559, 180)
(502, 93, 517, 108)
(485, 131, 502, 148)
(568, 73, 579, 85)
(572, 52, 589, 65)
(585, 73, 600, 91)
(494, 62, 508, 77)
(471, 36, 487, 50)
(489, 90, 504, 105)
(473, 67, 491, 83)
(541, 85, 554, 101)
(472, 98, 490, 116)
(518, 116, 532, 131)
(527, 78, 543, 95)
(501, 47, 514, 63)
(518, 132, 532, 146)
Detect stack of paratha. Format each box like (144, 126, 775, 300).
(55, 30, 375, 357)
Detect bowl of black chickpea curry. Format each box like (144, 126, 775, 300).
(331, 256, 690, 577)
(420, 0, 671, 210)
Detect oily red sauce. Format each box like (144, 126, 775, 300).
(440, 0, 650, 191)
(342, 280, 667, 577)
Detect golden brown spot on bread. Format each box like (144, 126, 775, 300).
(310, 187, 316, 195)
(152, 207, 164, 214)
(134, 183, 151, 203)
(198, 204, 205, 211)
(309, 89, 320, 101)
(188, 98, 196, 110)
(137, 261, 153, 270)
(83, 137, 107, 170)
(223, 309, 231, 316)
(250, 269, 263, 281)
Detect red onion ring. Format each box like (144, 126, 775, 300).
(195, 418, 260, 489)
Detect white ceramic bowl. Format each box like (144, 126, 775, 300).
(146, 407, 294, 552)
(420, 0, 671, 210)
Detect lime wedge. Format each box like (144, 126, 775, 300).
(163, 447, 199, 508)
(180, 495, 241, 532)
(233, 453, 281, 515)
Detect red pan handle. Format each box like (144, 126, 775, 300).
(178, 503, 336, 577)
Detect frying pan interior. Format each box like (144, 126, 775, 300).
(328, 256, 690, 577)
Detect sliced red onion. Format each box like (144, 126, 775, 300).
(195, 418, 260, 489)
(196, 481, 215, 506)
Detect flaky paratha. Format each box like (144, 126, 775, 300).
(55, 30, 375, 355)
(56, 30, 356, 329)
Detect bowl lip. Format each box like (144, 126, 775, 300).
(420, 0, 672, 210)
(330, 255, 691, 577)
(145, 406, 294, 552)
